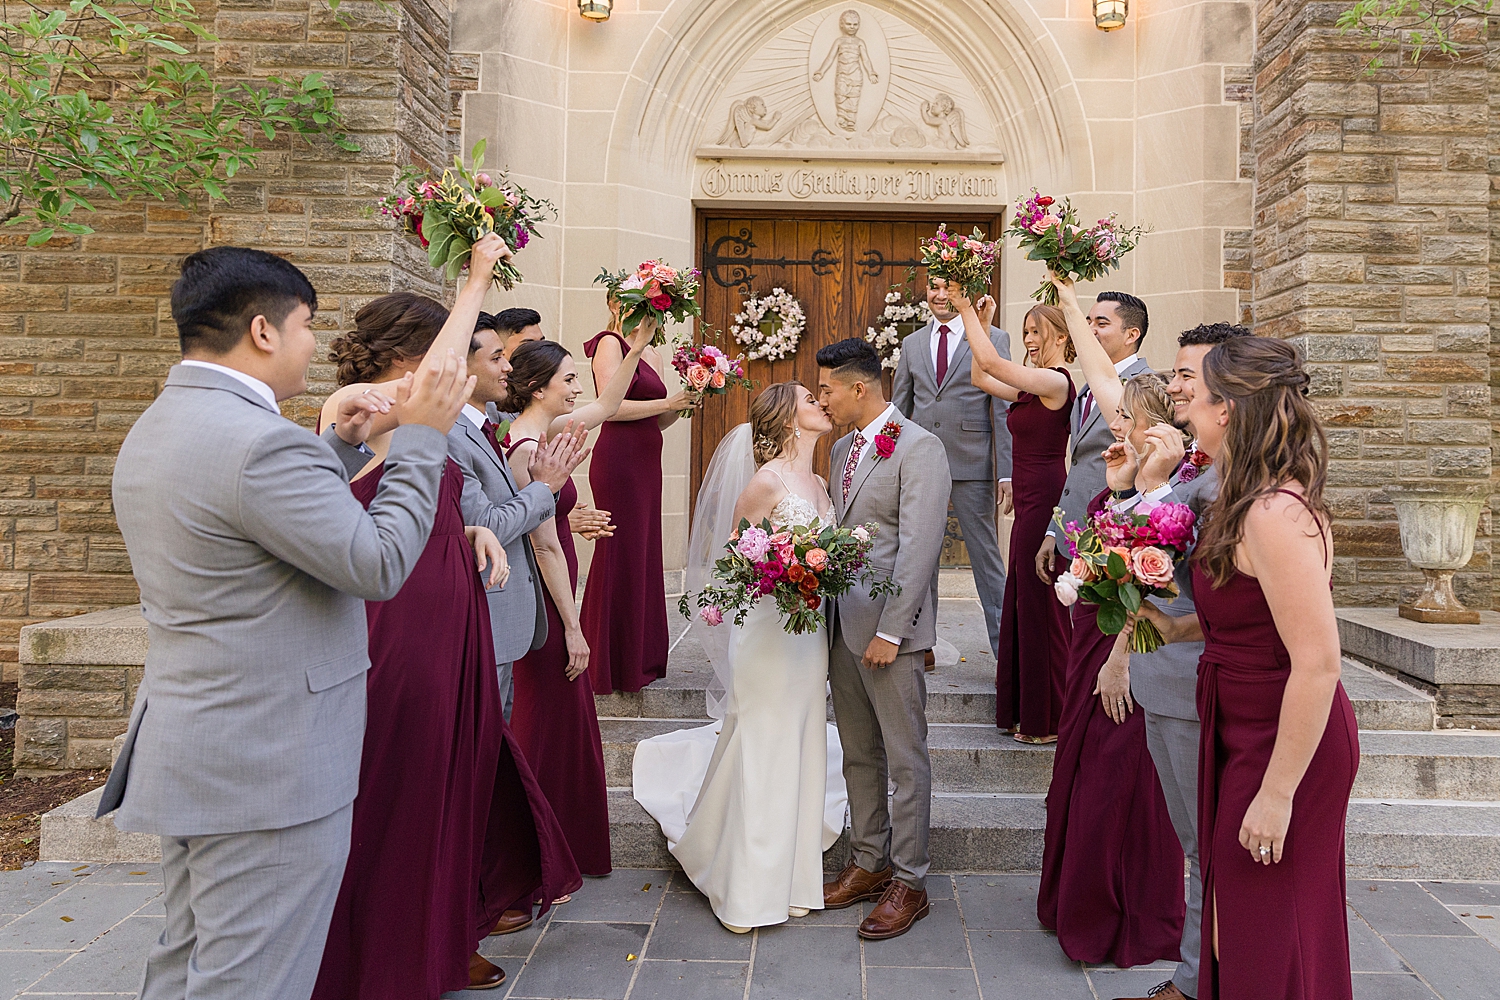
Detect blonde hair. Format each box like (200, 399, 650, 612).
(1025, 304, 1075, 364)
(1121, 371, 1180, 437)
(749, 381, 803, 466)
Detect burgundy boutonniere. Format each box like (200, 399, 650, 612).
(874, 419, 901, 460)
(1177, 446, 1212, 483)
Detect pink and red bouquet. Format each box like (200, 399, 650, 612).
(595, 259, 703, 346)
(1004, 189, 1146, 305)
(670, 338, 754, 415)
(918, 224, 1000, 300)
(1051, 500, 1196, 653)
(679, 519, 899, 636)
(376, 140, 554, 289)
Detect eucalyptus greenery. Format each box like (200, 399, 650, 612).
(1, 0, 363, 245)
(1338, 0, 1494, 70)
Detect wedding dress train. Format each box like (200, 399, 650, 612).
(633, 488, 848, 929)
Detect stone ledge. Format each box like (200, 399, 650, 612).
(1337, 607, 1500, 686)
(39, 787, 160, 864)
(20, 605, 148, 666)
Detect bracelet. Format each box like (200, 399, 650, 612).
(1111, 487, 1138, 500)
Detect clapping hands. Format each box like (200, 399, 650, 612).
(528, 421, 590, 494)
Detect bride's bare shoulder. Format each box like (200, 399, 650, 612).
(733, 468, 785, 524)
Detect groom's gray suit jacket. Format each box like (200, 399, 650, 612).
(829, 411, 952, 656)
(100, 364, 446, 835)
(449, 416, 554, 662)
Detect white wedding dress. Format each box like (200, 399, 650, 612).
(633, 484, 848, 929)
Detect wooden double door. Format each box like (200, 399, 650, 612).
(691, 210, 1003, 563)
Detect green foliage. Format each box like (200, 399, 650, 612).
(1337, 0, 1494, 70)
(1, 0, 363, 241)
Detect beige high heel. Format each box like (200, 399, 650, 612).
(788, 906, 811, 918)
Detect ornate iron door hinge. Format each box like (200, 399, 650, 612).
(702, 228, 839, 290)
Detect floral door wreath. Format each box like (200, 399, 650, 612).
(731, 287, 806, 361)
(865, 286, 932, 371)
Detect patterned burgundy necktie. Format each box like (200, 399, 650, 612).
(935, 324, 951, 385)
(842, 432, 866, 505)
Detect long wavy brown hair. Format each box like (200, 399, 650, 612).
(1192, 337, 1329, 587)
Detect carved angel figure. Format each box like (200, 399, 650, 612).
(921, 92, 969, 150)
(717, 96, 782, 148)
(813, 10, 877, 132)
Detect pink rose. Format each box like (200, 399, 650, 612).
(874, 434, 895, 459)
(699, 605, 724, 627)
(686, 365, 712, 390)
(1131, 546, 1175, 588)
(475, 172, 492, 188)
(710, 370, 726, 389)
(805, 547, 828, 571)
(770, 531, 792, 545)
(776, 543, 795, 565)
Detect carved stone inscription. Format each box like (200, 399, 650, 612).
(698, 161, 1001, 203)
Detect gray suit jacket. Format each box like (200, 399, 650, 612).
(1052, 356, 1154, 547)
(829, 411, 952, 658)
(99, 364, 447, 836)
(449, 416, 555, 663)
(1130, 464, 1218, 721)
(891, 321, 1012, 482)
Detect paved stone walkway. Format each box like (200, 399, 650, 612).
(1, 863, 1497, 999)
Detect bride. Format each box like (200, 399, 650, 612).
(633, 382, 848, 933)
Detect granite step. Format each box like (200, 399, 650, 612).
(1352, 731, 1500, 802)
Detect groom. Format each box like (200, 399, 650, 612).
(817, 339, 951, 941)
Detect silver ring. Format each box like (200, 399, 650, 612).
(1258, 846, 1269, 857)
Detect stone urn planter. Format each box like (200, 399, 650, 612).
(1387, 484, 1487, 624)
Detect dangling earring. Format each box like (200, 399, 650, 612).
(794, 427, 802, 438)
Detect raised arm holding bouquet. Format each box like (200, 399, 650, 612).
(1004, 189, 1146, 305)
(377, 140, 554, 288)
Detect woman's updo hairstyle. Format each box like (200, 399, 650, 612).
(1025, 304, 1075, 363)
(1121, 371, 1188, 447)
(328, 292, 449, 387)
(506, 339, 572, 410)
(749, 381, 803, 466)
(1193, 336, 1329, 586)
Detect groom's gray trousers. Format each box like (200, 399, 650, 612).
(829, 620, 931, 892)
(140, 804, 353, 1000)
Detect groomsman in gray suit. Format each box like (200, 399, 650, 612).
(1112, 322, 1247, 1000)
(101, 247, 472, 1000)
(451, 318, 584, 722)
(1038, 291, 1153, 582)
(892, 277, 1012, 661)
(817, 340, 952, 942)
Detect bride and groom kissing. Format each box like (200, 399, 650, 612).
(633, 338, 952, 939)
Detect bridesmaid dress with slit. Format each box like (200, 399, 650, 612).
(580, 330, 670, 695)
(508, 441, 613, 876)
(312, 459, 580, 1000)
(1193, 492, 1358, 1000)
(1037, 488, 1185, 968)
(996, 368, 1074, 736)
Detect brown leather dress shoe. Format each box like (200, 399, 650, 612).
(1116, 981, 1193, 1000)
(823, 862, 893, 910)
(858, 881, 930, 940)
(468, 953, 506, 990)
(924, 650, 936, 671)
(487, 907, 533, 936)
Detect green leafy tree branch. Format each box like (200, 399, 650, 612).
(1338, 0, 1495, 70)
(1, 0, 363, 246)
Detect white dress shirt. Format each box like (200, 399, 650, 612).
(844, 403, 903, 648)
(929, 319, 963, 375)
(180, 360, 278, 411)
(462, 403, 489, 432)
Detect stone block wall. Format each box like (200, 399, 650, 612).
(0, 0, 455, 678)
(1251, 0, 1494, 608)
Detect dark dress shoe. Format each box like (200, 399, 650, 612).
(487, 907, 533, 936)
(858, 881, 929, 940)
(1117, 982, 1193, 1000)
(468, 953, 506, 990)
(924, 650, 936, 671)
(823, 862, 893, 910)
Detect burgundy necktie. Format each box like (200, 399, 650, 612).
(481, 419, 504, 458)
(935, 324, 951, 385)
(1078, 387, 1093, 426)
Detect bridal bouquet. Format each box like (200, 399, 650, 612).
(918, 225, 1000, 300)
(595, 260, 703, 346)
(680, 519, 899, 635)
(376, 140, 554, 288)
(670, 338, 754, 415)
(1005, 189, 1146, 305)
(1051, 500, 1196, 653)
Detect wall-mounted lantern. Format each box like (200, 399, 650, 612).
(1094, 0, 1128, 31)
(579, 0, 611, 21)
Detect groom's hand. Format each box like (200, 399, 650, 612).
(862, 636, 899, 670)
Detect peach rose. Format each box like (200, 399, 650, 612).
(1068, 557, 1096, 582)
(1131, 546, 1175, 588)
(1103, 546, 1133, 578)
(804, 548, 829, 571)
(686, 365, 712, 390)
(710, 370, 727, 389)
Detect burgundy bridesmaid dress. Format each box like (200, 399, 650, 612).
(1193, 493, 1358, 1000)
(1037, 488, 1186, 968)
(312, 460, 580, 1000)
(580, 330, 670, 695)
(508, 442, 613, 876)
(996, 368, 1074, 736)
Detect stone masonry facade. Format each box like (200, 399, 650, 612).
(0, 0, 455, 684)
(1251, 1, 1495, 610)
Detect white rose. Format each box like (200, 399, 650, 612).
(1053, 571, 1083, 607)
(851, 524, 872, 544)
